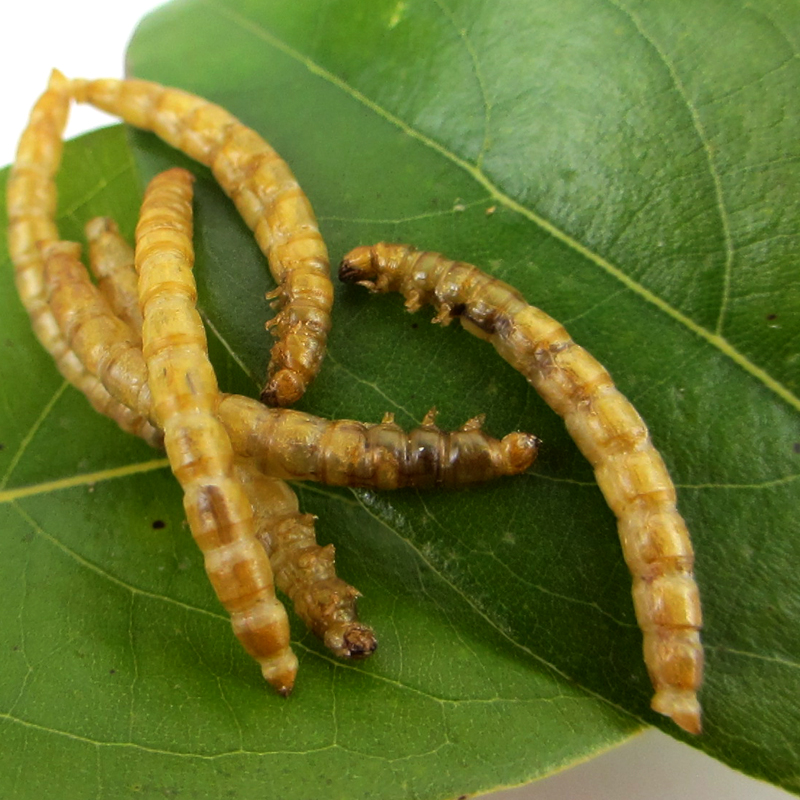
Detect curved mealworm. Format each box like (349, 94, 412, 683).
(42, 240, 154, 422)
(42, 228, 538, 490)
(6, 69, 160, 445)
(339, 242, 704, 735)
(136, 167, 297, 694)
(220, 396, 539, 489)
(85, 217, 143, 340)
(234, 458, 378, 659)
(69, 75, 333, 407)
(43, 232, 378, 661)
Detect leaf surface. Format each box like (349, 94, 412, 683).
(1, 0, 799, 798)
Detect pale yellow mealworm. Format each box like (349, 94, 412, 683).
(69, 76, 332, 408)
(6, 69, 160, 445)
(136, 167, 297, 694)
(85, 216, 143, 340)
(339, 242, 704, 735)
(235, 458, 378, 659)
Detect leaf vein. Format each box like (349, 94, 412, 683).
(604, 0, 735, 337)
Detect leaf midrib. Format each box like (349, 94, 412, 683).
(193, 0, 800, 414)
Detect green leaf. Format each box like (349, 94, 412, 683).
(1, 1, 798, 798)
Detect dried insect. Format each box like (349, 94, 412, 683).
(43, 226, 378, 662)
(234, 458, 377, 659)
(69, 75, 333, 408)
(221, 398, 538, 489)
(42, 224, 538, 490)
(136, 167, 297, 694)
(339, 242, 704, 735)
(6, 69, 159, 445)
(85, 216, 143, 340)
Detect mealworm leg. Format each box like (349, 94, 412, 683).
(136, 167, 297, 693)
(339, 242, 704, 735)
(6, 69, 160, 445)
(234, 458, 378, 659)
(69, 75, 333, 408)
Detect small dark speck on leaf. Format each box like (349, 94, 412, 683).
(152, 519, 166, 530)
(793, 443, 800, 454)
(458, 795, 469, 800)
(12, 645, 19, 651)
(411, 322, 418, 329)
(0, 442, 5, 450)
(109, 669, 116, 674)
(766, 313, 777, 320)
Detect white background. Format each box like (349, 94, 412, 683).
(1, 3, 792, 800)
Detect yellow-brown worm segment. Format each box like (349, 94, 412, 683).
(339, 242, 704, 735)
(135, 167, 297, 693)
(43, 230, 538, 489)
(69, 75, 333, 408)
(5, 69, 161, 446)
(235, 458, 378, 659)
(85, 217, 143, 339)
(44, 229, 377, 660)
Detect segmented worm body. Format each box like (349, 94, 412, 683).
(340, 243, 704, 735)
(235, 458, 378, 659)
(43, 233, 538, 489)
(86, 216, 143, 339)
(70, 76, 333, 407)
(6, 70, 159, 445)
(136, 168, 297, 693)
(46, 218, 377, 660)
(220, 399, 538, 489)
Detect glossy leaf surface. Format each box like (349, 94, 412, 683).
(1, 0, 798, 797)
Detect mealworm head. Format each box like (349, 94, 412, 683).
(500, 432, 540, 474)
(324, 623, 379, 660)
(338, 246, 378, 284)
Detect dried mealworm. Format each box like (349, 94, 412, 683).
(69, 75, 333, 407)
(42, 238, 536, 490)
(219, 397, 539, 489)
(85, 216, 143, 340)
(234, 457, 377, 659)
(339, 242, 704, 735)
(42, 232, 378, 661)
(42, 240, 154, 422)
(136, 167, 297, 693)
(41, 228, 538, 490)
(6, 69, 159, 445)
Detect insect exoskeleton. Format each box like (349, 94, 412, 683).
(219, 399, 538, 488)
(68, 75, 333, 408)
(136, 166, 297, 694)
(234, 458, 378, 659)
(40, 230, 538, 494)
(85, 217, 143, 340)
(7, 69, 159, 444)
(339, 242, 704, 735)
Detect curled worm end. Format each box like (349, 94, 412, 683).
(500, 432, 540, 474)
(261, 368, 305, 407)
(652, 689, 702, 735)
(261, 651, 299, 697)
